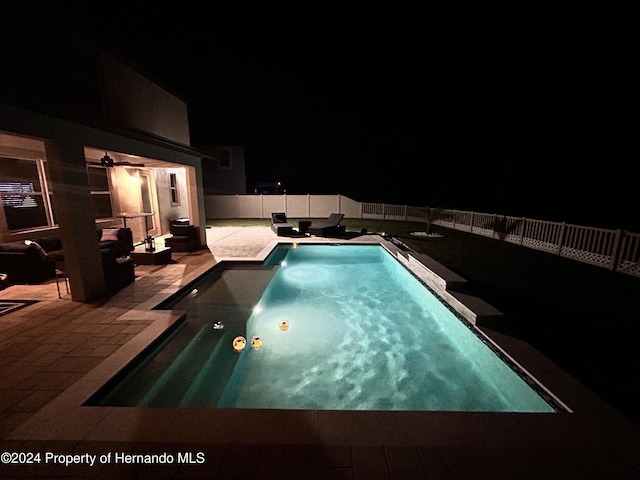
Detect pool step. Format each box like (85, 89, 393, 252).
(179, 330, 242, 406)
(448, 290, 504, 325)
(139, 323, 239, 406)
(405, 253, 468, 292)
(399, 253, 503, 326)
(132, 265, 277, 407)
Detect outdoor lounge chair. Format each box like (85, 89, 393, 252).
(270, 212, 294, 236)
(308, 213, 346, 237)
(165, 221, 199, 252)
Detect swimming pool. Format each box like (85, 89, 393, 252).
(90, 243, 561, 412)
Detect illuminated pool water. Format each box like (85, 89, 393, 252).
(91, 244, 559, 412)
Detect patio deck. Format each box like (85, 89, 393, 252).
(1, 227, 639, 479)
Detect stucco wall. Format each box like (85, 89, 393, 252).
(100, 53, 191, 146)
(155, 168, 190, 233)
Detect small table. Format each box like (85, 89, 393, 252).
(130, 246, 172, 265)
(298, 220, 312, 234)
(117, 212, 154, 230)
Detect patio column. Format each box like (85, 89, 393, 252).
(185, 163, 206, 247)
(44, 140, 107, 301)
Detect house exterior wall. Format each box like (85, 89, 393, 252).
(100, 53, 191, 145)
(0, 3, 191, 146)
(200, 146, 247, 195)
(0, 103, 206, 301)
(154, 168, 191, 234)
(0, 4, 207, 301)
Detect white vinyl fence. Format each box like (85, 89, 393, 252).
(434, 209, 639, 277)
(204, 194, 640, 278)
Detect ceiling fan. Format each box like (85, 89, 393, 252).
(87, 152, 145, 168)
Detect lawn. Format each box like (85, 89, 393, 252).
(207, 218, 640, 425)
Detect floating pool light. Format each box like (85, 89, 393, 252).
(251, 335, 262, 350)
(279, 320, 289, 331)
(232, 336, 246, 352)
(213, 321, 224, 330)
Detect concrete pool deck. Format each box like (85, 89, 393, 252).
(1, 226, 639, 479)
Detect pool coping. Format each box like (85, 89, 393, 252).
(6, 235, 640, 450)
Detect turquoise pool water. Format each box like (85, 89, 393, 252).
(91, 244, 558, 412)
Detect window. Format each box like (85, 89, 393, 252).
(87, 166, 113, 219)
(0, 157, 53, 230)
(217, 148, 232, 169)
(169, 173, 179, 204)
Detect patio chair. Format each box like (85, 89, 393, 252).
(270, 212, 294, 236)
(165, 220, 199, 251)
(308, 213, 346, 237)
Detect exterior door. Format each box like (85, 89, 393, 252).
(139, 170, 159, 237)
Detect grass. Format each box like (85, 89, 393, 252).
(207, 218, 640, 424)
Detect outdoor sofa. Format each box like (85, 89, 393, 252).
(0, 227, 134, 287)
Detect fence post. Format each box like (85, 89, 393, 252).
(470, 212, 474, 233)
(609, 229, 624, 271)
(519, 217, 526, 245)
(453, 210, 457, 228)
(556, 222, 566, 255)
(382, 204, 386, 220)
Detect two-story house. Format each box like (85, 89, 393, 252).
(0, 3, 241, 301)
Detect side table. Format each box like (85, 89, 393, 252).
(298, 220, 312, 234)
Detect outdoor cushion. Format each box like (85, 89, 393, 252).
(0, 242, 30, 253)
(272, 212, 288, 224)
(100, 228, 120, 242)
(33, 236, 62, 253)
(27, 241, 49, 261)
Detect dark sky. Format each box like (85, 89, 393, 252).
(55, 3, 638, 230)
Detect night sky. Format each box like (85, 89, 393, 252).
(54, 4, 637, 231)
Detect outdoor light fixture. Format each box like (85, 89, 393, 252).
(100, 152, 114, 167)
(143, 234, 155, 252)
